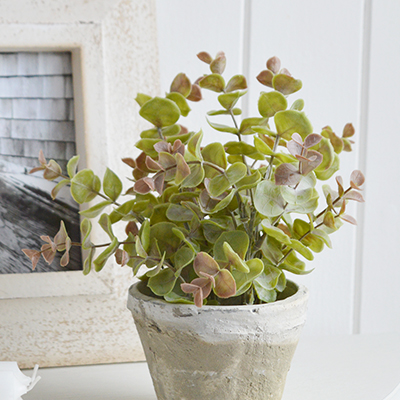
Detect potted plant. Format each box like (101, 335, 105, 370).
(22, 51, 364, 400)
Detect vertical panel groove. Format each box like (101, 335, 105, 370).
(352, 0, 373, 334)
(239, 0, 252, 119)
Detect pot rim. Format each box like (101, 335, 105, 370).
(128, 279, 308, 312)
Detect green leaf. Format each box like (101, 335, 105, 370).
(236, 169, 261, 191)
(208, 162, 247, 198)
(254, 180, 286, 217)
(83, 247, 94, 275)
(173, 246, 195, 276)
(182, 163, 205, 188)
(201, 142, 227, 177)
(198, 73, 225, 92)
(313, 137, 335, 172)
(312, 228, 332, 248)
(135, 93, 152, 107)
(67, 155, 79, 178)
(166, 92, 191, 117)
(261, 236, 283, 264)
(139, 97, 181, 128)
(93, 237, 119, 272)
(150, 222, 182, 258)
(253, 281, 277, 303)
(256, 263, 282, 290)
(225, 75, 247, 92)
(175, 153, 190, 184)
(287, 239, 314, 260)
(274, 110, 313, 140)
(139, 219, 150, 253)
(258, 91, 287, 118)
(232, 258, 264, 296)
(103, 168, 123, 202)
(80, 218, 92, 250)
(214, 230, 249, 261)
(290, 99, 305, 111)
(224, 141, 264, 160)
(70, 169, 101, 204)
(315, 153, 340, 181)
(166, 204, 194, 222)
(223, 242, 249, 273)
(79, 200, 113, 218)
(148, 268, 177, 296)
(51, 179, 70, 200)
(272, 74, 302, 95)
(218, 91, 246, 109)
(135, 138, 159, 157)
(254, 136, 274, 156)
(207, 108, 242, 116)
(207, 119, 238, 135)
(187, 130, 203, 160)
(99, 213, 115, 240)
(261, 219, 291, 245)
(239, 117, 268, 135)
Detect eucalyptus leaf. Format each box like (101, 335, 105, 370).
(139, 97, 181, 127)
(70, 169, 101, 204)
(258, 91, 287, 118)
(254, 180, 286, 217)
(274, 110, 313, 140)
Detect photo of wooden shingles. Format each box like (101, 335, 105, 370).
(0, 52, 81, 273)
(0, 52, 76, 170)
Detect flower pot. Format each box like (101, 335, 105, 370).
(127, 280, 309, 400)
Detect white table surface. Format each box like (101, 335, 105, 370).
(23, 333, 400, 400)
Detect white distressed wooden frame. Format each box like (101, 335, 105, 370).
(0, 0, 160, 368)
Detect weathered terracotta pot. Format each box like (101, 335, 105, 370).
(127, 280, 308, 400)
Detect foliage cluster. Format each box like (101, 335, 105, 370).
(23, 52, 364, 307)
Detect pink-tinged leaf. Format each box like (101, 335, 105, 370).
(43, 160, 62, 180)
(210, 52, 226, 74)
(122, 157, 136, 169)
(135, 152, 152, 173)
(41, 244, 56, 264)
(154, 141, 172, 154)
(115, 249, 130, 266)
(170, 73, 192, 97)
(194, 252, 220, 276)
(175, 153, 191, 184)
(287, 140, 303, 157)
(54, 221, 69, 251)
(172, 139, 185, 156)
(274, 163, 302, 186)
(336, 176, 344, 196)
(301, 150, 323, 175)
(256, 70, 274, 88)
(350, 170, 365, 190)
(304, 134, 322, 149)
(191, 277, 213, 298)
(22, 249, 41, 270)
(145, 156, 163, 171)
(187, 83, 202, 102)
(342, 138, 352, 152)
(291, 133, 303, 144)
(266, 56, 281, 74)
(158, 152, 176, 169)
(60, 238, 71, 267)
(153, 172, 165, 195)
(193, 289, 204, 308)
(197, 271, 216, 287)
(339, 199, 346, 215)
(344, 190, 365, 202)
(181, 283, 199, 294)
(40, 235, 52, 244)
(134, 177, 155, 194)
(38, 149, 46, 165)
(214, 269, 236, 298)
(197, 51, 213, 64)
(341, 214, 357, 225)
(280, 68, 291, 76)
(125, 221, 139, 236)
(343, 123, 355, 138)
(323, 211, 336, 229)
(29, 166, 44, 174)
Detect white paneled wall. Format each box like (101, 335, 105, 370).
(155, 0, 399, 335)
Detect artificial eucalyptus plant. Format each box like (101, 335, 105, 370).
(23, 51, 364, 307)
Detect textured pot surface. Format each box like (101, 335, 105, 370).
(127, 281, 309, 400)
